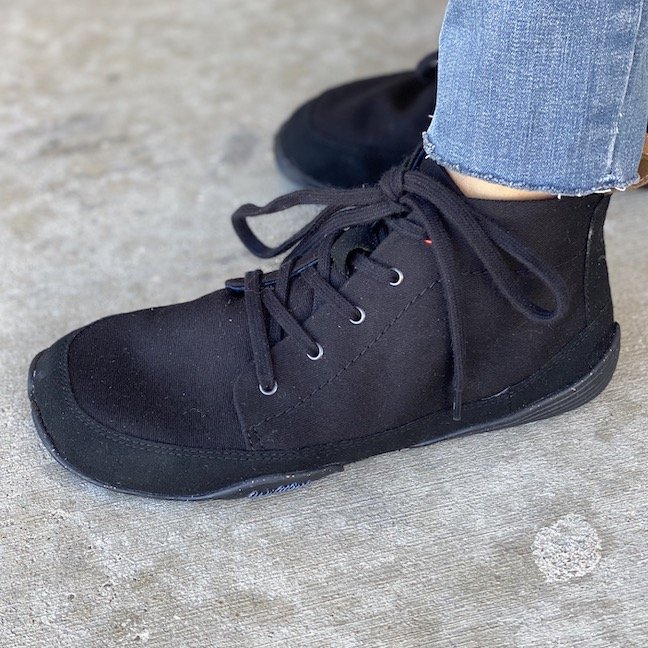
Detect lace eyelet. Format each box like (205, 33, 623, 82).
(307, 343, 324, 361)
(389, 268, 404, 286)
(259, 381, 278, 396)
(350, 306, 366, 325)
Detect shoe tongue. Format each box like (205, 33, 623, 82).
(328, 151, 456, 277)
(415, 154, 464, 193)
(330, 224, 382, 276)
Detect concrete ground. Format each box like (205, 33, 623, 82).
(1, 1, 647, 646)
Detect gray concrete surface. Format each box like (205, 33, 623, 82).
(1, 1, 647, 646)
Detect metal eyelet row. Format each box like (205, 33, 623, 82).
(259, 269, 405, 396)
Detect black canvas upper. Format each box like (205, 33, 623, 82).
(29, 154, 616, 497)
(68, 290, 251, 450)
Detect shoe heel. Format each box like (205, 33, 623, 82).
(505, 322, 620, 427)
(414, 322, 620, 448)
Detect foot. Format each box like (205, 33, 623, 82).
(275, 51, 648, 190)
(29, 150, 619, 500)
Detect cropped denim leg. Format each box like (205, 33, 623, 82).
(423, 0, 648, 195)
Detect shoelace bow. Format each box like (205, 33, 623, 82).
(230, 165, 568, 420)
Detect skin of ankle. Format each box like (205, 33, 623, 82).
(447, 168, 554, 201)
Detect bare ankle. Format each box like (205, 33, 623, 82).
(446, 168, 554, 201)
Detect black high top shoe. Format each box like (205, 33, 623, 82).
(29, 152, 619, 500)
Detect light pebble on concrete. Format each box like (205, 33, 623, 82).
(1, 1, 647, 647)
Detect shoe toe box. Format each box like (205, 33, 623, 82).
(27, 293, 272, 498)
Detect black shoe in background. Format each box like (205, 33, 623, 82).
(275, 52, 439, 189)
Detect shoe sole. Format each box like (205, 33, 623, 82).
(28, 323, 620, 501)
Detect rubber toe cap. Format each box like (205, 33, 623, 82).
(28, 331, 265, 499)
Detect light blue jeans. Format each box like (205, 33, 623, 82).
(424, 0, 648, 195)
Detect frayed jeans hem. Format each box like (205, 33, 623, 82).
(422, 132, 640, 196)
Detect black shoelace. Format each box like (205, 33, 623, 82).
(230, 164, 568, 420)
